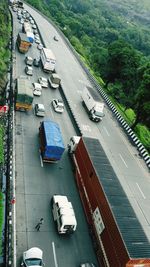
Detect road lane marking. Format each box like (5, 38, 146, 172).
(136, 183, 146, 199)
(39, 152, 43, 167)
(52, 241, 58, 267)
(103, 126, 110, 136)
(82, 124, 91, 132)
(119, 154, 128, 168)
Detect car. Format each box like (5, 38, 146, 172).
(30, 19, 35, 25)
(25, 56, 33, 66)
(21, 247, 44, 267)
(37, 43, 43, 50)
(35, 38, 41, 44)
(34, 103, 45, 117)
(32, 24, 37, 30)
(17, 14, 22, 20)
(25, 66, 33, 76)
(51, 99, 64, 113)
(80, 264, 96, 267)
(38, 77, 48, 88)
(33, 83, 42, 96)
(19, 19, 24, 24)
(53, 35, 59, 41)
(35, 34, 40, 39)
(33, 58, 40, 67)
(33, 29, 38, 34)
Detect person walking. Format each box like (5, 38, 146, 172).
(35, 218, 44, 231)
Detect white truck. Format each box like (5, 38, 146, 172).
(51, 195, 77, 234)
(40, 48, 56, 72)
(82, 86, 105, 122)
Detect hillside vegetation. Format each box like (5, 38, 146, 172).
(0, 1, 11, 104)
(28, 0, 150, 150)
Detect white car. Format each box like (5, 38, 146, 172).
(25, 66, 33, 76)
(37, 43, 43, 50)
(38, 77, 48, 88)
(35, 38, 41, 44)
(34, 103, 45, 117)
(21, 247, 44, 267)
(52, 99, 64, 113)
(33, 83, 42, 96)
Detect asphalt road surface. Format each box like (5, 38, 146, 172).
(12, 3, 150, 267)
(12, 9, 98, 267)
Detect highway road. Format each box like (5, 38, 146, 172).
(24, 3, 150, 242)
(12, 3, 150, 267)
(12, 9, 98, 267)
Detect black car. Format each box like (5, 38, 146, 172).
(33, 58, 40, 67)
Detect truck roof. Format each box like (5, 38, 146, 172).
(85, 86, 103, 103)
(42, 120, 65, 150)
(53, 195, 68, 203)
(17, 32, 30, 43)
(61, 213, 77, 226)
(82, 136, 150, 259)
(42, 48, 56, 60)
(16, 78, 33, 102)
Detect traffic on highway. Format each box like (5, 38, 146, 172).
(10, 1, 150, 267)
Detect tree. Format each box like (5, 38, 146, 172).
(131, 63, 150, 128)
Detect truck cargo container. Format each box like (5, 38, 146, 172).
(82, 86, 104, 122)
(40, 48, 56, 72)
(39, 120, 65, 163)
(15, 76, 33, 111)
(22, 22, 33, 34)
(68, 136, 150, 267)
(17, 33, 30, 53)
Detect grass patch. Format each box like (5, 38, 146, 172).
(135, 125, 150, 150)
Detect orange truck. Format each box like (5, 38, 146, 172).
(17, 33, 30, 53)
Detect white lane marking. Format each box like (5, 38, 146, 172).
(39, 152, 43, 167)
(82, 124, 91, 132)
(103, 126, 110, 136)
(78, 79, 89, 86)
(136, 183, 146, 199)
(52, 241, 58, 267)
(119, 154, 128, 168)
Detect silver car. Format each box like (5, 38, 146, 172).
(21, 247, 44, 267)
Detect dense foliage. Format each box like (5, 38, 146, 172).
(26, 0, 150, 149)
(0, 1, 11, 104)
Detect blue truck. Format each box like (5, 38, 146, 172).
(39, 120, 65, 163)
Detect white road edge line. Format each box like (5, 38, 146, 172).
(103, 126, 110, 136)
(136, 183, 146, 199)
(52, 241, 58, 267)
(39, 153, 43, 167)
(119, 154, 128, 168)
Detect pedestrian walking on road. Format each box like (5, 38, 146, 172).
(35, 218, 44, 231)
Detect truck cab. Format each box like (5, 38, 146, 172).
(68, 136, 80, 154)
(51, 195, 77, 234)
(82, 86, 105, 122)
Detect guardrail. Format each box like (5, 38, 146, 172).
(4, 7, 16, 267)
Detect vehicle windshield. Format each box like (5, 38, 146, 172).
(52, 77, 60, 84)
(25, 258, 42, 266)
(95, 111, 103, 117)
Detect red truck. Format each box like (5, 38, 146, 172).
(68, 136, 150, 267)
